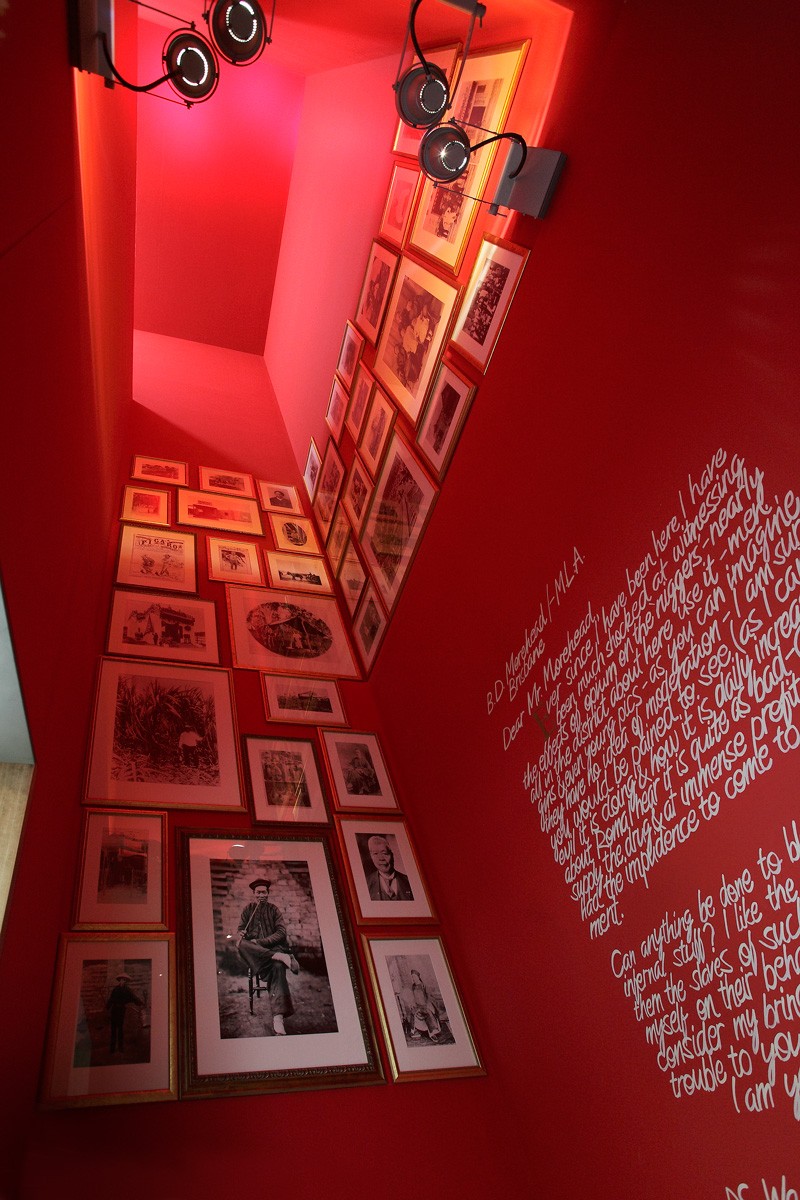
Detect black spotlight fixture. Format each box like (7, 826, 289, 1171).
(419, 121, 527, 184)
(393, 0, 486, 129)
(163, 28, 220, 103)
(204, 0, 274, 66)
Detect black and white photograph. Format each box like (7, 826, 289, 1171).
(256, 480, 303, 515)
(244, 735, 329, 824)
(121, 485, 169, 527)
(75, 956, 153, 1068)
(408, 163, 479, 275)
(177, 488, 263, 535)
(265, 550, 333, 595)
(131, 455, 188, 486)
(115, 525, 197, 594)
(312, 440, 345, 542)
(353, 582, 388, 673)
(206, 535, 264, 586)
(345, 364, 374, 444)
(416, 360, 477, 481)
(268, 512, 321, 555)
(342, 454, 373, 535)
(226, 585, 359, 678)
(355, 241, 398, 344)
(358, 386, 395, 479)
(75, 809, 166, 929)
(182, 833, 382, 1096)
(335, 320, 364, 391)
(198, 466, 255, 498)
(262, 674, 347, 726)
(303, 439, 322, 501)
(386, 953, 454, 1048)
(451, 236, 529, 372)
(337, 816, 434, 924)
(107, 589, 219, 664)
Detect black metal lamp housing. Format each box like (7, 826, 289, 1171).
(205, 0, 270, 66)
(163, 29, 219, 102)
(394, 0, 485, 129)
(418, 121, 472, 180)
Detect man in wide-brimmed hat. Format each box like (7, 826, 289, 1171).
(236, 878, 299, 1036)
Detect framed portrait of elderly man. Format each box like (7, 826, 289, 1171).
(335, 816, 435, 925)
(180, 831, 383, 1097)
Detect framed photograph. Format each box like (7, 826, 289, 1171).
(378, 163, 420, 247)
(358, 387, 396, 479)
(226, 586, 360, 679)
(337, 536, 368, 617)
(342, 454, 373, 535)
(335, 320, 364, 391)
(451, 236, 530, 372)
(180, 831, 383, 1096)
(345, 364, 375, 444)
(115, 525, 197, 595)
(448, 41, 529, 200)
(364, 935, 484, 1082)
(312, 440, 346, 543)
(269, 513, 321, 556)
(74, 810, 167, 929)
(107, 589, 219, 665)
(325, 377, 349, 444)
(198, 466, 255, 498)
(262, 674, 347, 727)
(244, 736, 329, 824)
(265, 550, 333, 595)
(256, 481, 303, 516)
(320, 729, 399, 813)
(336, 816, 434, 924)
(86, 658, 244, 812)
(392, 44, 461, 158)
(303, 438, 322, 501)
(121, 485, 169, 527)
(206, 535, 264, 586)
(326, 506, 351, 577)
(131, 456, 187, 487)
(177, 488, 263, 536)
(416, 359, 478, 479)
(407, 163, 481, 276)
(360, 432, 438, 615)
(373, 255, 460, 425)
(353, 581, 389, 674)
(41, 933, 176, 1107)
(355, 242, 399, 344)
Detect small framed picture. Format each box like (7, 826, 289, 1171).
(364, 935, 484, 1082)
(326, 506, 351, 577)
(303, 439, 322, 501)
(262, 674, 347, 727)
(256, 481, 303, 516)
(41, 933, 177, 1107)
(345, 364, 375, 444)
(325, 377, 349, 444)
(131, 456, 187, 487)
(177, 488, 263, 536)
(342, 454, 373, 535)
(359, 386, 395, 479)
(226, 586, 360, 679)
(335, 320, 364, 391)
(355, 241, 399, 344)
(312, 440, 346, 543)
(416, 359, 478, 479)
(337, 536, 368, 617)
(265, 551, 333, 595)
(268, 513, 321, 555)
(379, 163, 420, 247)
(74, 809, 167, 929)
(198, 466, 256, 498)
(86, 658, 244, 812)
(121, 485, 169, 527)
(115, 525, 197, 594)
(320, 729, 399, 813)
(407, 166, 480, 276)
(107, 589, 219, 665)
(336, 816, 434, 924)
(244, 735, 329, 824)
(353, 581, 389, 674)
(206, 536, 264, 586)
(392, 44, 460, 159)
(450, 235, 530, 373)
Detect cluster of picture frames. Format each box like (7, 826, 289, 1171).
(303, 38, 531, 674)
(42, 454, 482, 1107)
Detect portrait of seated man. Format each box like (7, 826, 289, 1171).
(236, 877, 299, 1036)
(365, 835, 414, 902)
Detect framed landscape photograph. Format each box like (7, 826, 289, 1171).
(268, 513, 321, 556)
(336, 816, 435, 924)
(342, 454, 373, 535)
(177, 488, 263, 536)
(206, 535, 264, 586)
(320, 728, 399, 813)
(353, 581, 389, 674)
(262, 674, 347, 727)
(74, 809, 167, 930)
(131, 456, 187, 487)
(303, 438, 322, 501)
(364, 935, 484, 1082)
(326, 377, 349, 444)
(41, 933, 176, 1107)
(360, 432, 438, 615)
(121, 485, 169, 527)
(373, 255, 460, 425)
(392, 43, 461, 158)
(345, 364, 375, 444)
(107, 589, 219, 665)
(416, 359, 478, 479)
(226, 585, 360, 679)
(265, 551, 333, 595)
(180, 831, 383, 1097)
(358, 386, 395, 479)
(326, 506, 351, 577)
(256, 481, 303, 516)
(116, 525, 197, 594)
(86, 658, 244, 812)
(198, 466, 255, 499)
(355, 241, 399, 344)
(312, 440, 345, 543)
(378, 162, 420, 247)
(337, 536, 368, 617)
(335, 320, 364, 391)
(450, 236, 529, 372)
(244, 736, 329, 825)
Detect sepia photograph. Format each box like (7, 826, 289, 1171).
(358, 386, 396, 479)
(326, 506, 351, 576)
(337, 816, 434, 924)
(121, 485, 169, 527)
(265, 550, 333, 595)
(337, 537, 368, 617)
(342, 454, 373, 535)
(115, 525, 197, 594)
(335, 320, 364, 391)
(345, 364, 375, 444)
(198, 467, 255, 498)
(206, 535, 264, 586)
(451, 236, 529, 372)
(355, 242, 399, 344)
(244, 736, 329, 824)
(268, 512, 321, 556)
(74, 809, 166, 929)
(177, 488, 263, 535)
(353, 582, 389, 674)
(131, 456, 187, 487)
(256, 480, 303, 516)
(408, 161, 480, 275)
(227, 586, 359, 678)
(325, 377, 349, 444)
(262, 674, 348, 727)
(416, 360, 477, 480)
(312, 440, 345, 542)
(321, 729, 398, 812)
(107, 589, 219, 664)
